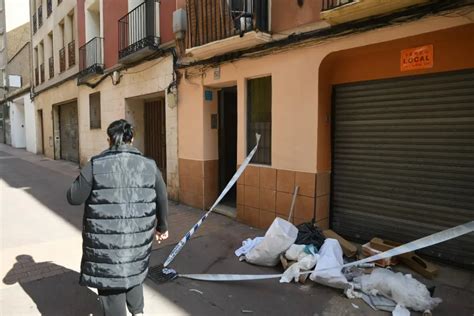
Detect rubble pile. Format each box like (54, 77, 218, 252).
(235, 217, 444, 315)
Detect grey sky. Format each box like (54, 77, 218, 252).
(5, 0, 30, 31)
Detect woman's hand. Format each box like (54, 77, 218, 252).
(155, 231, 169, 244)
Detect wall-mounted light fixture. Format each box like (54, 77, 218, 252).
(111, 71, 122, 85)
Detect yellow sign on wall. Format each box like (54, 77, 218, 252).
(400, 45, 433, 71)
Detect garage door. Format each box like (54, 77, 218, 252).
(59, 102, 79, 163)
(331, 69, 474, 267)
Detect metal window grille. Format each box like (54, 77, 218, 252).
(321, 0, 355, 11)
(67, 40, 75, 67)
(59, 47, 66, 72)
(48, 56, 54, 78)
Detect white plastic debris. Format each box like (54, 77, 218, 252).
(244, 218, 298, 266)
(234, 237, 264, 257)
(344, 283, 363, 299)
(393, 304, 410, 316)
(361, 292, 397, 312)
(310, 239, 348, 289)
(189, 289, 203, 295)
(284, 244, 306, 261)
(356, 268, 442, 312)
(352, 303, 359, 309)
(280, 253, 318, 283)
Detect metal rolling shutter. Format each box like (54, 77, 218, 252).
(331, 69, 474, 267)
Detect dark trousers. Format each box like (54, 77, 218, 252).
(98, 284, 144, 316)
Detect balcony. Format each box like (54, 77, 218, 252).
(48, 56, 54, 78)
(47, 0, 52, 17)
(59, 47, 66, 73)
(34, 67, 39, 86)
(185, 0, 271, 60)
(38, 5, 43, 28)
(79, 37, 104, 80)
(68, 41, 75, 68)
(32, 13, 37, 34)
(118, 0, 160, 64)
(320, 0, 431, 25)
(40, 64, 45, 84)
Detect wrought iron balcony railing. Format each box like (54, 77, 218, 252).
(67, 40, 75, 68)
(186, 0, 269, 48)
(47, 0, 52, 17)
(79, 37, 104, 78)
(322, 0, 356, 11)
(38, 5, 43, 28)
(32, 13, 37, 34)
(48, 56, 54, 78)
(40, 64, 45, 83)
(59, 47, 66, 73)
(118, 0, 160, 62)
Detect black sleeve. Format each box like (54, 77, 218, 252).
(155, 168, 169, 233)
(67, 162, 93, 205)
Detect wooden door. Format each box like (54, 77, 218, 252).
(144, 99, 167, 182)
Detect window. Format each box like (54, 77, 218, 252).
(89, 92, 101, 129)
(247, 76, 272, 165)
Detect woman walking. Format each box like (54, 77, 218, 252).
(67, 119, 169, 316)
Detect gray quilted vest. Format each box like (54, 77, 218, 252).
(80, 147, 157, 289)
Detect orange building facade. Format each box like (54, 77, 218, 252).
(175, 0, 474, 255)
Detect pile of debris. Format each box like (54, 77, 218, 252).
(234, 217, 441, 316)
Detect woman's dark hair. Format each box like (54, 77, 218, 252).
(107, 119, 134, 147)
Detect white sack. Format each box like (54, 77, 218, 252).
(310, 238, 348, 289)
(357, 268, 442, 312)
(244, 218, 298, 267)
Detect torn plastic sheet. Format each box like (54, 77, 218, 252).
(234, 237, 264, 257)
(355, 268, 441, 312)
(361, 293, 397, 312)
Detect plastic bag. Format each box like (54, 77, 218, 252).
(356, 268, 442, 312)
(295, 222, 326, 249)
(244, 218, 298, 266)
(310, 238, 348, 289)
